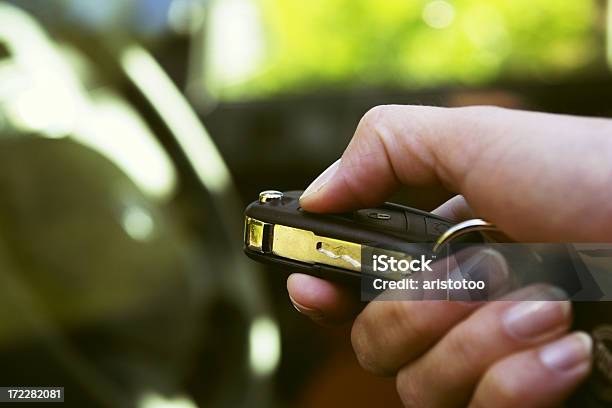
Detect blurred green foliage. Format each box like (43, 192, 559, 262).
(215, 0, 599, 99)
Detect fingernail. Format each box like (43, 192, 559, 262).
(502, 288, 570, 340)
(540, 332, 593, 372)
(300, 159, 341, 200)
(460, 248, 509, 297)
(288, 295, 324, 320)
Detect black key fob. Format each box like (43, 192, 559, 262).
(244, 190, 455, 284)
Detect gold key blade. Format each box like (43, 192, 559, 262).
(273, 224, 362, 271)
(245, 216, 362, 272)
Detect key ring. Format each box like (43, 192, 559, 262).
(432, 218, 501, 253)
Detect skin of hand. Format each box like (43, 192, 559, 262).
(286, 105, 610, 407)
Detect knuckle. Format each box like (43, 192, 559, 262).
(476, 368, 522, 406)
(350, 313, 383, 374)
(360, 105, 392, 129)
(358, 105, 433, 175)
(358, 105, 407, 142)
(385, 301, 429, 344)
(444, 325, 484, 369)
(357, 106, 394, 147)
(395, 368, 425, 408)
(351, 302, 426, 376)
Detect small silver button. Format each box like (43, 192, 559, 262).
(259, 190, 284, 203)
(368, 212, 391, 220)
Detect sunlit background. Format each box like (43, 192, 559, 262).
(204, 0, 601, 100)
(0, 0, 611, 407)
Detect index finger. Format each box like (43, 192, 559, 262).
(300, 105, 468, 212)
(299, 105, 612, 241)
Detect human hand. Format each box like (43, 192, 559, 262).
(288, 105, 607, 406)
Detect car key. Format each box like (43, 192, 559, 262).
(243, 190, 598, 296)
(244, 190, 461, 284)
